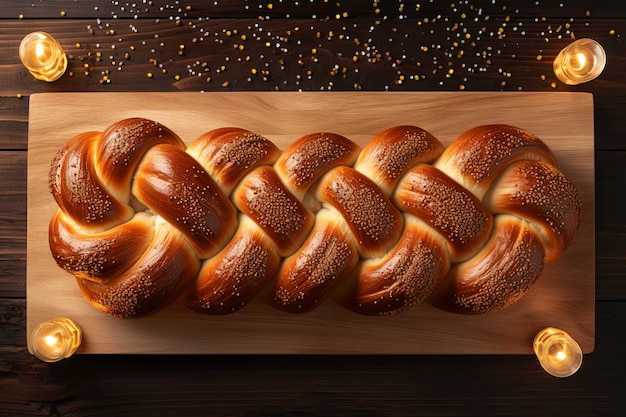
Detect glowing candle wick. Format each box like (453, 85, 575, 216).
(553, 38, 606, 85)
(44, 334, 59, 348)
(35, 42, 46, 61)
(534, 327, 583, 377)
(19, 32, 67, 82)
(28, 318, 82, 362)
(575, 52, 586, 70)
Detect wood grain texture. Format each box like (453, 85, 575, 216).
(2, 0, 626, 19)
(4, 299, 625, 417)
(1, 0, 625, 415)
(27, 91, 595, 355)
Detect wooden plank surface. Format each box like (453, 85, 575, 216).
(26, 92, 595, 354)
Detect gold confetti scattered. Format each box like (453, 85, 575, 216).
(146, 72, 153, 78)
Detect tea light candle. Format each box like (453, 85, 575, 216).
(18, 32, 68, 82)
(553, 38, 606, 85)
(28, 318, 82, 362)
(533, 327, 583, 378)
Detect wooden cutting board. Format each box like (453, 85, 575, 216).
(27, 92, 595, 354)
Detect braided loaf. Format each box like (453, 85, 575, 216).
(48, 119, 581, 318)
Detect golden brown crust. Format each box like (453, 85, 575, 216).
(49, 211, 154, 283)
(132, 143, 237, 259)
(48, 119, 581, 318)
(428, 215, 545, 314)
(49, 131, 134, 232)
(186, 128, 281, 196)
(354, 125, 445, 196)
(267, 209, 359, 313)
(77, 222, 201, 318)
(274, 132, 361, 200)
(185, 216, 281, 315)
(394, 164, 493, 262)
(483, 160, 582, 263)
(315, 166, 404, 258)
(232, 166, 315, 257)
(435, 124, 557, 199)
(96, 118, 186, 202)
(337, 215, 450, 315)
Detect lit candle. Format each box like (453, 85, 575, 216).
(19, 32, 68, 82)
(533, 327, 583, 378)
(553, 38, 606, 85)
(28, 318, 82, 362)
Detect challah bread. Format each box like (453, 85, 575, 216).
(48, 119, 582, 318)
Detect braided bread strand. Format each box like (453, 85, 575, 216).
(48, 119, 581, 318)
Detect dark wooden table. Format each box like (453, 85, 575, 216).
(1, 1, 625, 416)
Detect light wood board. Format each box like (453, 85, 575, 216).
(27, 92, 595, 355)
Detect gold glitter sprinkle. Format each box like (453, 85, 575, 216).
(146, 72, 153, 78)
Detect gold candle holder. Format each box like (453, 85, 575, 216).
(553, 38, 606, 85)
(28, 317, 82, 362)
(533, 327, 583, 378)
(19, 31, 68, 82)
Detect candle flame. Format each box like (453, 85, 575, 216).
(555, 350, 567, 361)
(44, 334, 58, 347)
(35, 41, 46, 59)
(575, 52, 587, 69)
